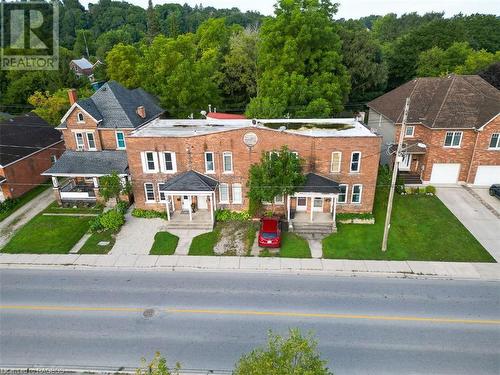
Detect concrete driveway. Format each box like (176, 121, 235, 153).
(436, 187, 500, 262)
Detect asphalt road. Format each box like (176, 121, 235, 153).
(0, 269, 499, 374)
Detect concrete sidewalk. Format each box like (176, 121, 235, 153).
(0, 253, 498, 281)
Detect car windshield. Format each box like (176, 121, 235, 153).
(261, 232, 278, 239)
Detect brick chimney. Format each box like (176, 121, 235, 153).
(136, 106, 146, 119)
(68, 89, 78, 105)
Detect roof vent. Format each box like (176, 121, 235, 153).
(136, 106, 146, 119)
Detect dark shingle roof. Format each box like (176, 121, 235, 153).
(43, 150, 128, 175)
(0, 112, 63, 166)
(297, 173, 340, 194)
(76, 81, 164, 129)
(368, 75, 500, 130)
(161, 171, 218, 192)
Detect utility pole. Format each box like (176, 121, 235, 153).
(382, 97, 410, 251)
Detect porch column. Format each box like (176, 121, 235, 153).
(213, 192, 217, 211)
(165, 199, 170, 221)
(209, 195, 214, 224)
(330, 194, 334, 213)
(92, 177, 99, 188)
(51, 176, 59, 188)
(188, 195, 192, 221)
(310, 196, 314, 223)
(332, 195, 337, 222)
(170, 195, 175, 212)
(287, 195, 291, 221)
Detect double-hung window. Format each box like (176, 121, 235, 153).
(350, 151, 361, 173)
(158, 183, 167, 202)
(274, 194, 284, 205)
(116, 131, 126, 149)
(338, 184, 348, 203)
(223, 152, 233, 173)
(232, 183, 242, 204)
(219, 183, 229, 203)
(161, 152, 177, 173)
(489, 133, 500, 149)
(75, 132, 85, 150)
(444, 131, 462, 148)
(142, 151, 158, 173)
(86, 132, 96, 151)
(331, 151, 342, 173)
(351, 184, 362, 204)
(144, 183, 155, 202)
(405, 126, 415, 137)
(205, 152, 215, 173)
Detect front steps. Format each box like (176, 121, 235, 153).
(164, 221, 213, 230)
(291, 221, 337, 239)
(398, 172, 422, 184)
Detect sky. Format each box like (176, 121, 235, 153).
(80, 0, 500, 18)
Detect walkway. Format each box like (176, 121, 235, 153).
(170, 229, 209, 255)
(0, 188, 54, 248)
(437, 187, 500, 262)
(0, 253, 498, 281)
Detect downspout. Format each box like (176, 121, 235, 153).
(466, 129, 480, 185)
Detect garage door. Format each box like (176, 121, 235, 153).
(430, 163, 461, 184)
(474, 166, 500, 186)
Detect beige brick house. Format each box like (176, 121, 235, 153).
(367, 74, 500, 186)
(126, 117, 381, 230)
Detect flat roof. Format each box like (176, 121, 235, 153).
(131, 118, 376, 138)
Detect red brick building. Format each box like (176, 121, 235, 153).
(43, 81, 164, 204)
(0, 113, 64, 201)
(368, 74, 500, 185)
(127, 117, 381, 231)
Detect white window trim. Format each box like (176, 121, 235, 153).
(144, 183, 155, 203)
(75, 132, 85, 150)
(274, 194, 284, 205)
(158, 183, 167, 202)
(115, 131, 126, 150)
(77, 112, 84, 123)
(205, 152, 215, 174)
(331, 151, 342, 173)
(142, 151, 159, 173)
(232, 183, 242, 204)
(219, 183, 229, 203)
(222, 151, 233, 174)
(444, 131, 463, 148)
(159, 151, 177, 173)
(351, 184, 362, 204)
(338, 184, 348, 204)
(291, 151, 299, 157)
(86, 132, 97, 151)
(405, 126, 415, 138)
(488, 133, 500, 150)
(350, 151, 361, 173)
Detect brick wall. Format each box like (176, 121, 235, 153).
(0, 142, 65, 199)
(126, 127, 381, 214)
(468, 115, 500, 183)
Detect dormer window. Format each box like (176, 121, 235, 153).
(77, 112, 84, 123)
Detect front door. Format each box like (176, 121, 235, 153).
(399, 153, 411, 171)
(296, 197, 307, 211)
(313, 197, 323, 212)
(181, 196, 190, 211)
(198, 195, 208, 209)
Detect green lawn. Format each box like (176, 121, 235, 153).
(150, 231, 179, 255)
(323, 188, 495, 262)
(188, 230, 219, 256)
(260, 233, 311, 258)
(79, 229, 116, 254)
(2, 214, 92, 254)
(0, 184, 50, 222)
(43, 202, 103, 215)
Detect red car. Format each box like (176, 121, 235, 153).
(258, 217, 281, 248)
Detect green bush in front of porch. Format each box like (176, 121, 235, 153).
(323, 187, 495, 262)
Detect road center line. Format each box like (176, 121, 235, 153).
(1, 305, 499, 325)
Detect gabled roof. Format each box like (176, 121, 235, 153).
(368, 75, 500, 130)
(43, 150, 128, 176)
(0, 112, 62, 167)
(60, 81, 164, 129)
(71, 57, 93, 70)
(297, 173, 340, 194)
(161, 171, 218, 192)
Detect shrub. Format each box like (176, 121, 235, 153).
(425, 185, 436, 194)
(395, 175, 405, 194)
(215, 209, 251, 222)
(0, 198, 19, 213)
(248, 197, 262, 217)
(336, 212, 374, 221)
(89, 215, 104, 233)
(132, 208, 167, 219)
(99, 209, 125, 231)
(411, 187, 419, 195)
(116, 201, 129, 215)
